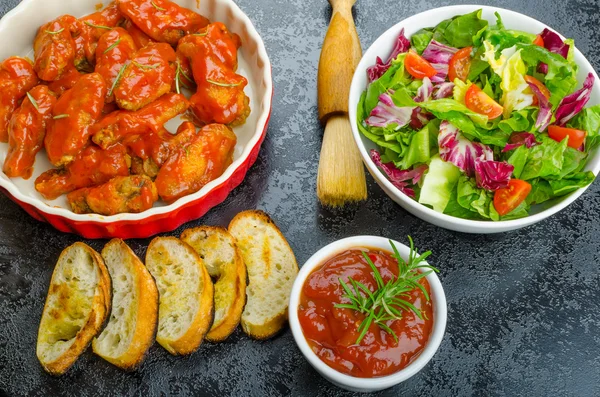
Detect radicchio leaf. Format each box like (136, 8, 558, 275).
(474, 159, 514, 191)
(438, 121, 493, 176)
(414, 77, 433, 103)
(433, 82, 455, 99)
(365, 92, 413, 129)
(367, 28, 410, 82)
(527, 82, 552, 131)
(502, 132, 539, 152)
(537, 28, 570, 74)
(410, 107, 432, 130)
(540, 28, 570, 58)
(370, 149, 428, 197)
(555, 72, 594, 126)
(421, 40, 458, 83)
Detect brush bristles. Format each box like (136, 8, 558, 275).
(317, 115, 367, 207)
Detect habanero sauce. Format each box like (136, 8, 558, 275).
(298, 248, 433, 378)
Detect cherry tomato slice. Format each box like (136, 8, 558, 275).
(547, 125, 587, 149)
(533, 34, 545, 47)
(494, 179, 532, 216)
(524, 75, 551, 106)
(448, 46, 472, 83)
(464, 84, 503, 119)
(405, 50, 437, 80)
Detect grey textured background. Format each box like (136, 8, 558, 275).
(1, 0, 600, 396)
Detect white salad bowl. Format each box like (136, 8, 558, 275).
(349, 5, 600, 234)
(288, 236, 447, 393)
(0, 0, 272, 238)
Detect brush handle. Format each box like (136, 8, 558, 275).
(317, 0, 362, 123)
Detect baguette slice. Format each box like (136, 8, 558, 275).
(228, 210, 298, 339)
(92, 239, 159, 370)
(145, 237, 214, 355)
(37, 242, 111, 375)
(181, 226, 246, 342)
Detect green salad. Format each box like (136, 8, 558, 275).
(358, 10, 598, 221)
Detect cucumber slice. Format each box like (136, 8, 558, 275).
(419, 154, 461, 212)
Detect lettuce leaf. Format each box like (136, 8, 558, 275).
(507, 144, 529, 178)
(444, 176, 500, 220)
(519, 134, 568, 180)
(443, 9, 489, 48)
(498, 108, 537, 134)
(401, 124, 434, 169)
(548, 171, 595, 195)
(411, 28, 434, 54)
(365, 54, 409, 114)
(518, 44, 578, 105)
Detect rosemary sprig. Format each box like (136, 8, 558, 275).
(151, 1, 166, 11)
(108, 63, 128, 97)
(103, 38, 121, 54)
(26, 92, 39, 112)
(45, 28, 64, 35)
(53, 114, 69, 120)
(334, 237, 438, 345)
(206, 79, 242, 88)
(132, 61, 160, 70)
(175, 62, 193, 94)
(84, 21, 112, 30)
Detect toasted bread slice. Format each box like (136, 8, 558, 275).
(37, 243, 111, 375)
(92, 239, 159, 370)
(228, 210, 298, 339)
(145, 237, 214, 355)
(181, 226, 246, 342)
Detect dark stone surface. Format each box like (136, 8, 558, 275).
(1, 0, 600, 396)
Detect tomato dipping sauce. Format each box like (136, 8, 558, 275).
(298, 248, 434, 378)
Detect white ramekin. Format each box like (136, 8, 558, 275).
(289, 235, 447, 393)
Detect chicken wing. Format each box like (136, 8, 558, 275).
(123, 18, 156, 49)
(35, 144, 131, 200)
(47, 66, 83, 96)
(67, 175, 158, 215)
(71, 2, 123, 72)
(44, 73, 107, 166)
(113, 42, 176, 110)
(95, 27, 137, 103)
(117, 0, 209, 45)
(178, 22, 240, 70)
(155, 123, 236, 203)
(177, 23, 249, 126)
(125, 121, 198, 178)
(92, 92, 189, 148)
(0, 57, 39, 141)
(33, 15, 77, 81)
(3, 85, 56, 179)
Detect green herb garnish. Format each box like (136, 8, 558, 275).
(53, 114, 69, 120)
(175, 62, 193, 94)
(334, 237, 438, 345)
(44, 28, 64, 35)
(84, 21, 112, 30)
(108, 63, 128, 98)
(193, 31, 207, 37)
(103, 38, 121, 54)
(26, 92, 39, 112)
(151, 1, 166, 11)
(206, 79, 242, 88)
(132, 61, 160, 70)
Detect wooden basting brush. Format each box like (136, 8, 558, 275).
(316, 0, 367, 207)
